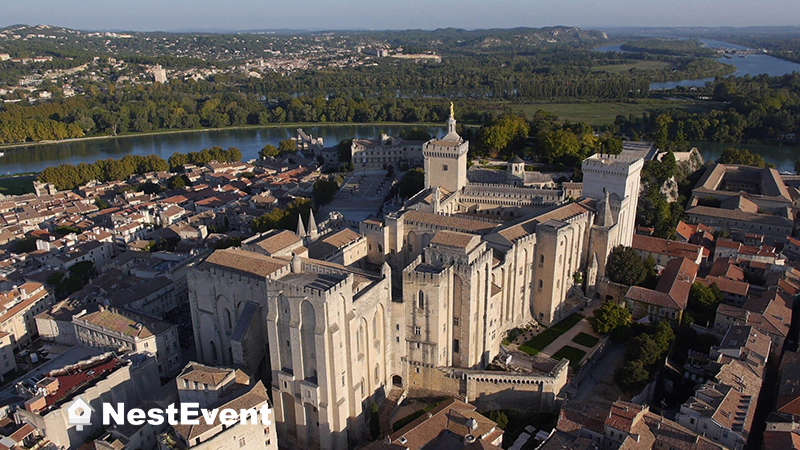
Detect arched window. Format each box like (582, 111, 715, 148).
(210, 341, 218, 362)
(539, 280, 543, 289)
(418, 290, 425, 309)
(540, 255, 545, 264)
(225, 309, 232, 330)
(377, 244, 383, 253)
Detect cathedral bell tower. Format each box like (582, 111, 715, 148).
(423, 102, 469, 193)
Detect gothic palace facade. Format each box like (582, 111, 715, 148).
(187, 111, 643, 449)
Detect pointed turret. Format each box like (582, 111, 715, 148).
(308, 210, 318, 240)
(296, 214, 306, 237)
(596, 190, 614, 227)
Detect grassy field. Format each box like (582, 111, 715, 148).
(510, 101, 715, 126)
(551, 345, 587, 368)
(0, 175, 36, 196)
(572, 332, 600, 348)
(592, 60, 675, 73)
(518, 313, 584, 356)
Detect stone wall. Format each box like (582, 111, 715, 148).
(405, 362, 567, 412)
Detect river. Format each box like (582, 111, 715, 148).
(595, 39, 800, 90)
(0, 125, 446, 175)
(691, 141, 799, 173)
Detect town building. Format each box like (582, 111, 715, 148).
(15, 353, 160, 449)
(387, 397, 503, 449)
(72, 305, 182, 379)
(685, 164, 794, 244)
(0, 330, 16, 381)
(624, 257, 698, 325)
(0, 281, 53, 349)
(351, 134, 424, 172)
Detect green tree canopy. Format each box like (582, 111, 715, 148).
(606, 245, 646, 286)
(589, 301, 631, 335)
(477, 114, 530, 158)
(397, 168, 425, 198)
(278, 139, 298, 155)
(252, 199, 311, 233)
(259, 144, 279, 159)
(687, 282, 723, 325)
(313, 177, 340, 206)
(625, 334, 663, 366)
(614, 359, 650, 393)
(717, 147, 771, 168)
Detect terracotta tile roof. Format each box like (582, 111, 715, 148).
(699, 276, 749, 296)
(202, 248, 288, 278)
(404, 210, 498, 234)
(716, 303, 749, 322)
(179, 362, 236, 386)
(632, 235, 703, 260)
(605, 401, 646, 433)
(430, 230, 480, 251)
(389, 398, 502, 449)
(556, 402, 607, 435)
(496, 201, 593, 243)
(676, 221, 695, 241)
(76, 309, 172, 338)
(708, 258, 745, 281)
(253, 230, 302, 255)
(778, 350, 800, 416)
(173, 381, 270, 441)
(686, 206, 793, 227)
(716, 239, 741, 250)
(763, 430, 800, 449)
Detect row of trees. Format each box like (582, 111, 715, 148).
(38, 146, 242, 190)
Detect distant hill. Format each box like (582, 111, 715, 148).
(602, 26, 800, 37)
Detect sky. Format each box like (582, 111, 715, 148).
(2, 0, 799, 32)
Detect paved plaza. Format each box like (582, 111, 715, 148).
(321, 171, 398, 222)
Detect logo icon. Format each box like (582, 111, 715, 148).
(67, 396, 94, 431)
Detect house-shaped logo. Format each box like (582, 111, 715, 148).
(66, 396, 94, 431)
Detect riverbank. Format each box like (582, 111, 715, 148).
(0, 121, 443, 151)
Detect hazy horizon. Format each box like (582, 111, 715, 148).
(3, 0, 799, 33)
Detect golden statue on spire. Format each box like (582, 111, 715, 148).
(449, 101, 454, 118)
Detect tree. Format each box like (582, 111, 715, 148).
(168, 152, 189, 171)
(590, 301, 631, 335)
(625, 334, 662, 366)
(486, 411, 509, 430)
(397, 168, 425, 198)
(259, 144, 279, 159)
(606, 246, 646, 286)
(168, 175, 186, 190)
(651, 320, 675, 355)
(717, 147, 771, 168)
(687, 282, 723, 325)
(252, 199, 311, 233)
(336, 139, 353, 164)
(94, 198, 110, 210)
(478, 114, 530, 157)
(313, 177, 339, 206)
(399, 128, 432, 141)
(614, 359, 650, 393)
(278, 139, 297, 155)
